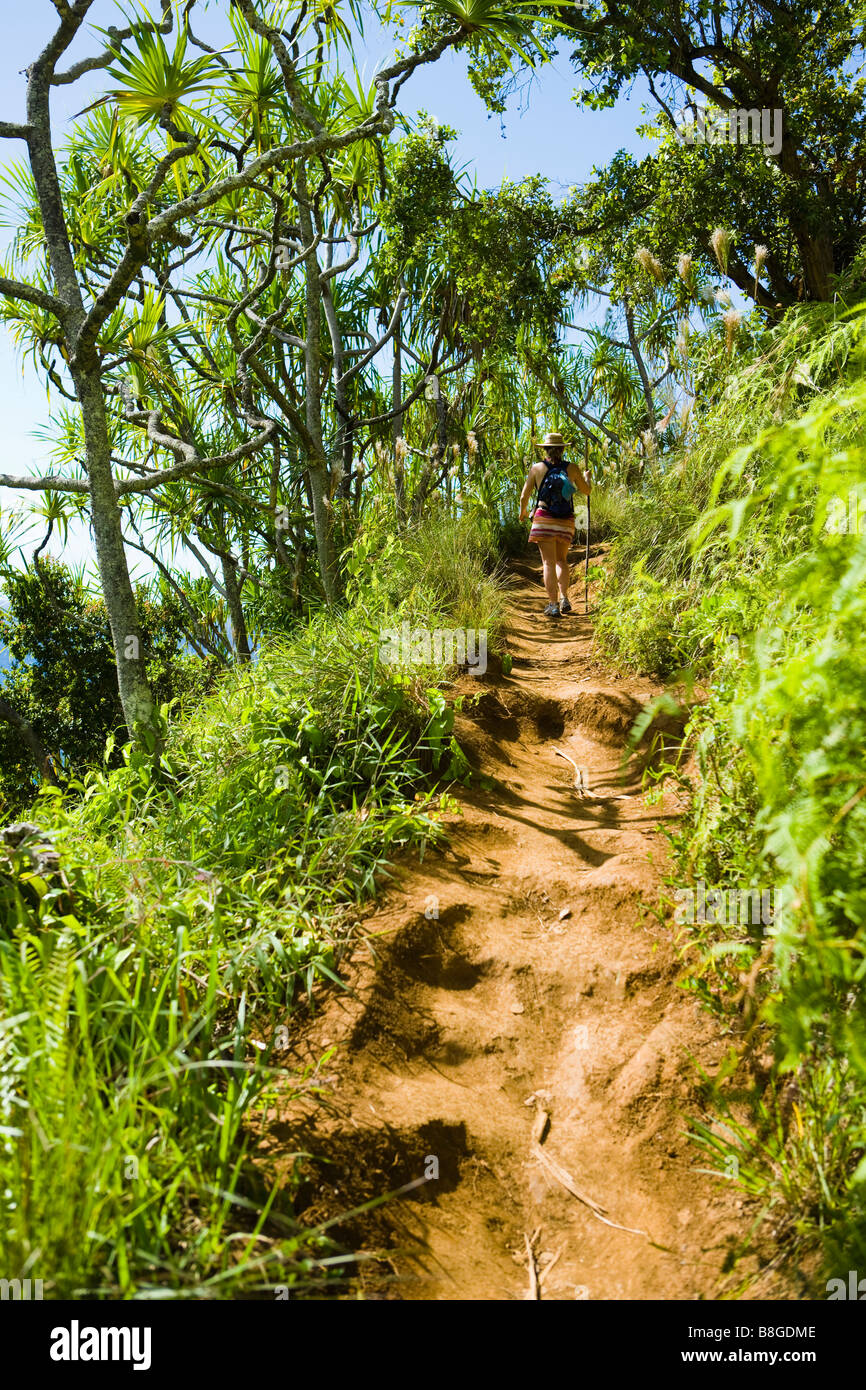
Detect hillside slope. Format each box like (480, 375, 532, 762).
(265, 551, 781, 1299)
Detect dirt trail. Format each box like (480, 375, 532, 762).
(267, 551, 755, 1300)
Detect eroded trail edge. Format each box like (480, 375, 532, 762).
(266, 553, 751, 1300)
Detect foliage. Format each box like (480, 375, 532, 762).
(0, 509, 501, 1296)
(1, 0, 866, 1297)
(0, 560, 216, 810)
(552, 0, 866, 304)
(597, 290, 866, 1280)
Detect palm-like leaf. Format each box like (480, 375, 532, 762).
(0, 162, 45, 263)
(389, 0, 564, 64)
(221, 10, 288, 150)
(96, 21, 225, 129)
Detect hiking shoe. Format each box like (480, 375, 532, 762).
(559, 595, 572, 613)
(544, 602, 561, 618)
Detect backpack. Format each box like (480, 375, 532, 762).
(537, 460, 575, 518)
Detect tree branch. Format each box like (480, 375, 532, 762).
(51, 1, 173, 85)
(356, 353, 465, 429)
(74, 120, 200, 359)
(339, 287, 408, 386)
(125, 524, 225, 662)
(116, 387, 277, 495)
(0, 472, 88, 493)
(0, 276, 66, 319)
(0, 696, 59, 786)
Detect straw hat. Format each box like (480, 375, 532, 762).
(534, 431, 569, 450)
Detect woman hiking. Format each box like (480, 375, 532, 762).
(519, 432, 591, 618)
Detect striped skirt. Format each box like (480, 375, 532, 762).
(528, 504, 575, 546)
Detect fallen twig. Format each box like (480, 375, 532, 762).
(532, 1143, 649, 1239)
(524, 1229, 541, 1300)
(553, 748, 631, 800)
(539, 1247, 563, 1289)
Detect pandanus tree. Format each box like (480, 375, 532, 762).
(0, 0, 561, 756)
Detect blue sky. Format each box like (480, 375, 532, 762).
(0, 2, 659, 574)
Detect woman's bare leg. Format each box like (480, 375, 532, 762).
(537, 539, 559, 602)
(555, 540, 571, 601)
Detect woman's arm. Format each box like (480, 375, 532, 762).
(568, 461, 592, 497)
(519, 461, 543, 520)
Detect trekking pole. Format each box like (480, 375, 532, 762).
(584, 494, 591, 614)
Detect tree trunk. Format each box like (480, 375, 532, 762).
(777, 137, 836, 301)
(73, 366, 156, 739)
(623, 298, 656, 430)
(26, 36, 157, 746)
(0, 697, 58, 786)
(306, 460, 337, 602)
(435, 388, 448, 467)
(220, 552, 251, 661)
(392, 316, 406, 526)
(320, 279, 354, 498)
(297, 169, 338, 602)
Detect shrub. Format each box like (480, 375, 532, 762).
(597, 297, 866, 1282)
(0, 511, 504, 1297)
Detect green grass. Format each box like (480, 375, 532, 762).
(596, 293, 866, 1287)
(0, 511, 504, 1299)
(584, 485, 627, 543)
